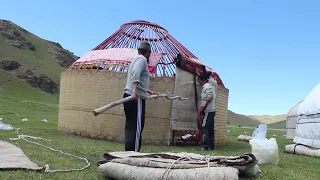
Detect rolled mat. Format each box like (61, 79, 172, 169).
(98, 151, 261, 180)
(237, 135, 252, 142)
(284, 144, 320, 157)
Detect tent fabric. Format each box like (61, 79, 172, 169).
(285, 101, 302, 139)
(294, 114, 320, 148)
(175, 55, 226, 88)
(98, 151, 261, 180)
(286, 116, 298, 129)
(293, 83, 320, 148)
(0, 140, 43, 171)
(287, 101, 302, 117)
(100, 162, 240, 180)
(189, 58, 213, 71)
(237, 135, 252, 142)
(285, 144, 320, 157)
(286, 129, 296, 140)
(72, 48, 162, 67)
(170, 67, 202, 130)
(297, 83, 320, 116)
(70, 48, 163, 74)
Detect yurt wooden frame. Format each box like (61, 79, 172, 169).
(58, 20, 229, 146)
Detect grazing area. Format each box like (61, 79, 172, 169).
(1, 89, 320, 180)
(0, 19, 319, 180)
(268, 120, 286, 129)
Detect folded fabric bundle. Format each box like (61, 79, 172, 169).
(285, 144, 320, 157)
(98, 151, 261, 180)
(237, 135, 252, 142)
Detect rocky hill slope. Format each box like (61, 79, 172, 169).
(0, 19, 79, 94)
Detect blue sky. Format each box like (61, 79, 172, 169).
(1, 0, 319, 115)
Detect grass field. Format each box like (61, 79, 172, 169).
(0, 19, 317, 180)
(0, 87, 320, 180)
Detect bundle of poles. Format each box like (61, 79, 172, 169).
(93, 93, 189, 116)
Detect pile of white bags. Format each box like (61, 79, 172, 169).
(249, 124, 279, 165)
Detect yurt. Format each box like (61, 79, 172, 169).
(293, 83, 320, 148)
(58, 20, 229, 146)
(285, 101, 302, 139)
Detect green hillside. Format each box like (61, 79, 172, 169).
(227, 110, 261, 127)
(0, 19, 286, 128)
(0, 19, 76, 122)
(227, 110, 287, 127)
(0, 19, 78, 92)
(268, 120, 286, 129)
(248, 114, 287, 124)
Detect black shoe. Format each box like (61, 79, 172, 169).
(208, 146, 215, 150)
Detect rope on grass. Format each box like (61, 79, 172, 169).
(9, 128, 90, 173)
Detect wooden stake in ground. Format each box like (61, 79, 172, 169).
(93, 94, 189, 116)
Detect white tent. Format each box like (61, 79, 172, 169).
(285, 101, 302, 139)
(293, 83, 320, 148)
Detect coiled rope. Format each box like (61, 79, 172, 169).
(9, 128, 90, 173)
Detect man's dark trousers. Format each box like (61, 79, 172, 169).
(123, 93, 146, 152)
(201, 111, 215, 149)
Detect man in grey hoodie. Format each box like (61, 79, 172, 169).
(198, 71, 216, 150)
(123, 41, 157, 152)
